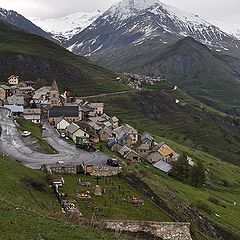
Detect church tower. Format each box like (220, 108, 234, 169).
(49, 80, 61, 107)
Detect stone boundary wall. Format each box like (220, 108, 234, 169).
(104, 220, 192, 240)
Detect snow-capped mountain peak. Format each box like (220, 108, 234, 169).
(65, 0, 238, 57)
(107, 0, 209, 25)
(108, 0, 160, 20)
(30, 10, 102, 42)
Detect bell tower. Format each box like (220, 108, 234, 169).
(49, 80, 60, 107)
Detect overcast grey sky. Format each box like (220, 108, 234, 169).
(0, 0, 239, 22)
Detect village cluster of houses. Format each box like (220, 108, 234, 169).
(1, 75, 180, 173)
(115, 73, 164, 90)
(48, 98, 180, 173)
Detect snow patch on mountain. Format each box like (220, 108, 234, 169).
(210, 19, 240, 40)
(30, 10, 102, 41)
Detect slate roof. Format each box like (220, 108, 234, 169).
(4, 104, 23, 113)
(67, 123, 80, 134)
(137, 143, 150, 150)
(23, 108, 41, 115)
(153, 160, 173, 173)
(118, 145, 131, 157)
(48, 106, 79, 118)
(141, 133, 153, 142)
(87, 121, 102, 131)
(7, 95, 24, 105)
(111, 116, 119, 122)
(55, 116, 70, 125)
(107, 138, 117, 148)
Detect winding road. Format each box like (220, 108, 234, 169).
(0, 108, 109, 169)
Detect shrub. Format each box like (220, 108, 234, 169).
(208, 196, 220, 205)
(195, 201, 212, 215)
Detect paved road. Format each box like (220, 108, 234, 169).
(0, 108, 109, 169)
(79, 90, 134, 99)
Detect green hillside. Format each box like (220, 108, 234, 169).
(0, 20, 127, 96)
(93, 37, 240, 111)
(86, 83, 240, 166)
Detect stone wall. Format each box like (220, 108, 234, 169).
(104, 220, 192, 240)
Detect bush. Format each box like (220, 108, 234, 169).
(195, 201, 212, 215)
(208, 196, 220, 205)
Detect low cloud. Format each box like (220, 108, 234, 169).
(0, 0, 239, 23)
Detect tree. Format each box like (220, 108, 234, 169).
(190, 160, 206, 187)
(172, 152, 190, 181)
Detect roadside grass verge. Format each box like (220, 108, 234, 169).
(16, 117, 56, 154)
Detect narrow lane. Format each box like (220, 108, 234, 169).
(0, 108, 109, 169)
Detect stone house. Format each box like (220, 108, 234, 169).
(147, 151, 163, 164)
(100, 126, 113, 141)
(67, 122, 90, 142)
(89, 103, 104, 115)
(137, 143, 151, 157)
(13, 86, 35, 96)
(55, 117, 70, 130)
(0, 85, 11, 100)
(147, 142, 180, 164)
(157, 143, 175, 161)
(118, 145, 141, 162)
(113, 124, 138, 146)
(81, 104, 92, 119)
(23, 108, 41, 124)
(141, 134, 155, 148)
(87, 121, 102, 134)
(48, 106, 82, 124)
(107, 138, 123, 152)
(7, 95, 24, 106)
(8, 75, 20, 85)
(110, 116, 119, 129)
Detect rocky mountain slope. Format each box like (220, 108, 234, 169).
(133, 37, 240, 109)
(30, 10, 102, 45)
(0, 7, 54, 41)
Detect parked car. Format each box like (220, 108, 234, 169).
(22, 131, 31, 137)
(107, 158, 119, 167)
(60, 133, 66, 138)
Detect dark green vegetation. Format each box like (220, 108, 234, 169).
(94, 37, 240, 111)
(16, 117, 56, 154)
(172, 153, 206, 187)
(0, 21, 127, 96)
(90, 85, 240, 166)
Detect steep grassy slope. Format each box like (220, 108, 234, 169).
(86, 84, 240, 166)
(0, 156, 135, 240)
(0, 20, 127, 96)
